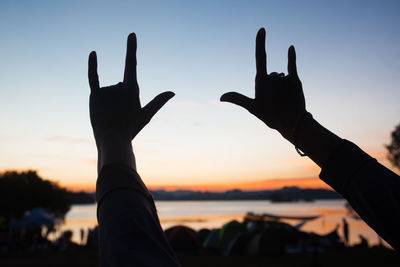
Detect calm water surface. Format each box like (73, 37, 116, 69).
(61, 200, 385, 247)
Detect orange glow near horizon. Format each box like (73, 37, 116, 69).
(60, 146, 400, 193)
(63, 176, 331, 193)
(148, 177, 331, 192)
(64, 183, 97, 193)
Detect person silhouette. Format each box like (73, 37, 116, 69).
(342, 218, 349, 246)
(221, 28, 400, 251)
(358, 234, 369, 248)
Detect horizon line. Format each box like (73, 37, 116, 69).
(66, 176, 331, 193)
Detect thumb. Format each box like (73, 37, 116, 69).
(220, 92, 253, 112)
(142, 91, 175, 122)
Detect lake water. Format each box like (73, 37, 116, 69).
(59, 200, 387, 247)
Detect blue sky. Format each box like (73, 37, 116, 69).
(0, 0, 399, 190)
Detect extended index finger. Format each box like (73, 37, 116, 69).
(123, 33, 137, 85)
(287, 45, 298, 78)
(256, 28, 267, 75)
(88, 51, 100, 92)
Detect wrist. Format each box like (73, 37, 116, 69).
(95, 132, 136, 173)
(278, 110, 311, 143)
(293, 114, 341, 167)
(290, 111, 314, 156)
(289, 111, 313, 145)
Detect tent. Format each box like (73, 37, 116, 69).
(164, 225, 201, 252)
(11, 208, 60, 228)
(217, 220, 247, 251)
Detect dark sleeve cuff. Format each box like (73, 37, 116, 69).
(319, 139, 376, 196)
(96, 164, 154, 206)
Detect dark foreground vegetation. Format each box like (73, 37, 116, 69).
(0, 246, 398, 267)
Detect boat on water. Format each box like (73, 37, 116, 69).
(244, 211, 320, 222)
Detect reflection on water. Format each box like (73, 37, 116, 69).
(61, 200, 386, 247)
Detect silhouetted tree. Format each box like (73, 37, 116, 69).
(386, 123, 400, 170)
(0, 170, 71, 224)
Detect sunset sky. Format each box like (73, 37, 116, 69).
(0, 1, 399, 192)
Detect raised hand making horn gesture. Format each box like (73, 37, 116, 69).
(221, 28, 306, 141)
(88, 33, 175, 171)
(88, 33, 180, 266)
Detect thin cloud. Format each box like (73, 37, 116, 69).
(23, 153, 60, 159)
(141, 139, 168, 145)
(0, 135, 20, 142)
(44, 136, 93, 145)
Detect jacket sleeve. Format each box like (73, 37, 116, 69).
(96, 164, 180, 267)
(320, 139, 400, 250)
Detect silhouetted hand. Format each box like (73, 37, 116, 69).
(220, 28, 305, 141)
(88, 33, 175, 143)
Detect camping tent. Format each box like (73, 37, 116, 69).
(11, 208, 60, 228)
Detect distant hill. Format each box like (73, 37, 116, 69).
(67, 186, 342, 204)
(150, 186, 342, 202)
(67, 191, 95, 204)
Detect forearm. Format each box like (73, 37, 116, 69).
(319, 140, 400, 250)
(96, 166, 180, 266)
(288, 114, 400, 250)
(288, 112, 342, 167)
